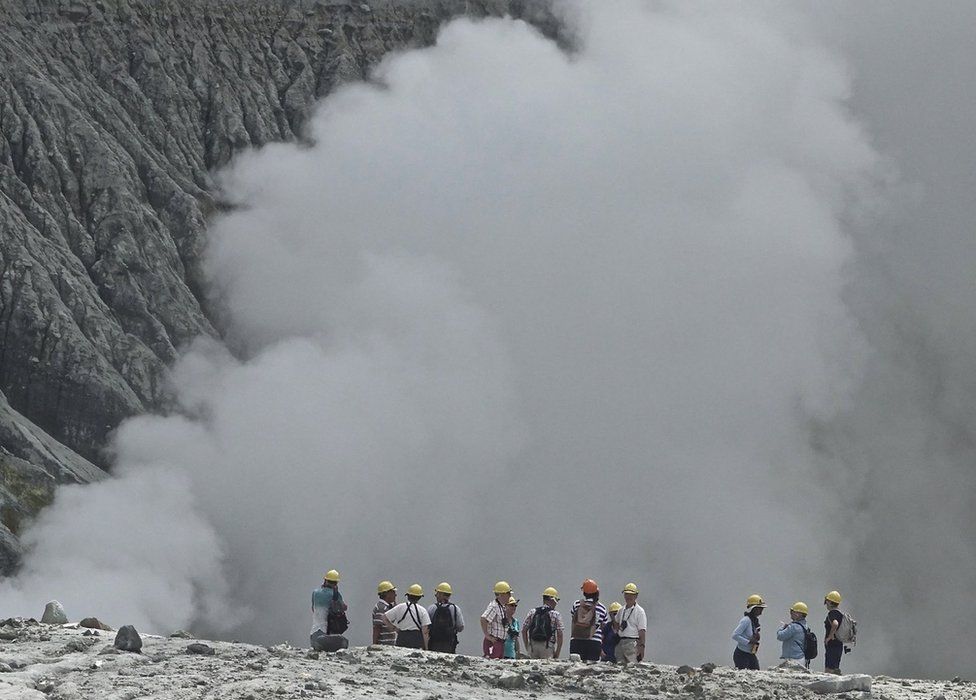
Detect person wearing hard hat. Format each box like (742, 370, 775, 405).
(427, 582, 465, 653)
(731, 594, 765, 670)
(601, 602, 622, 662)
(310, 569, 348, 651)
(614, 583, 647, 663)
(776, 602, 810, 666)
(372, 581, 398, 646)
(823, 590, 844, 674)
(522, 587, 564, 659)
(503, 597, 521, 659)
(383, 583, 431, 650)
(481, 581, 513, 658)
(569, 579, 609, 662)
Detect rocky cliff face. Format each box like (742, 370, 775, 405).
(0, 0, 556, 572)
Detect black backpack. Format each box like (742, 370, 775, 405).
(428, 603, 456, 644)
(529, 606, 554, 643)
(326, 590, 349, 635)
(800, 623, 818, 661)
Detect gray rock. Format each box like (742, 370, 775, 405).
(496, 673, 526, 690)
(700, 662, 716, 673)
(41, 601, 67, 624)
(113, 625, 143, 653)
(186, 643, 216, 656)
(169, 629, 193, 639)
(806, 674, 873, 695)
(0, 662, 12, 673)
(79, 617, 112, 631)
(63, 639, 92, 653)
(677, 665, 696, 675)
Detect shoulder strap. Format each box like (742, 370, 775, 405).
(396, 604, 411, 624)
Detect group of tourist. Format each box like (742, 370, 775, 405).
(310, 571, 856, 674)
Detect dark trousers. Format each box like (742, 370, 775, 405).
(570, 638, 602, 662)
(428, 638, 458, 654)
(396, 630, 424, 649)
(825, 640, 843, 671)
(733, 647, 760, 670)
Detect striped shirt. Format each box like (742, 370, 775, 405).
(481, 599, 509, 639)
(372, 599, 396, 645)
(569, 600, 609, 641)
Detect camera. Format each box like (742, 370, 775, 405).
(620, 621, 628, 631)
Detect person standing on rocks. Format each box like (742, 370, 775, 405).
(601, 602, 622, 662)
(373, 581, 398, 646)
(503, 597, 521, 659)
(427, 582, 464, 653)
(569, 579, 609, 662)
(522, 587, 565, 659)
(823, 590, 845, 674)
(731, 594, 765, 670)
(776, 601, 809, 666)
(481, 581, 513, 658)
(614, 583, 647, 663)
(384, 583, 431, 650)
(310, 569, 348, 651)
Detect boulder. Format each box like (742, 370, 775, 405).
(805, 674, 872, 695)
(113, 625, 143, 653)
(41, 601, 68, 625)
(169, 630, 193, 639)
(187, 643, 216, 656)
(79, 617, 112, 631)
(700, 663, 716, 673)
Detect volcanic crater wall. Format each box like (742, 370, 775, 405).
(0, 0, 555, 572)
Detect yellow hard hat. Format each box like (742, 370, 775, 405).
(791, 602, 809, 615)
(825, 590, 842, 605)
(746, 594, 766, 608)
(377, 580, 396, 594)
(324, 569, 340, 583)
(435, 582, 453, 595)
(506, 597, 519, 607)
(608, 601, 623, 613)
(494, 581, 512, 594)
(543, 587, 560, 600)
(407, 584, 424, 597)
(622, 583, 639, 595)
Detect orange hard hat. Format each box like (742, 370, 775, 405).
(581, 579, 599, 595)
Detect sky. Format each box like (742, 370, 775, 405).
(2, 0, 975, 679)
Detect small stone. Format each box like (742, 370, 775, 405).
(187, 643, 215, 656)
(170, 629, 193, 639)
(79, 617, 111, 631)
(497, 673, 526, 690)
(63, 639, 90, 653)
(41, 601, 68, 625)
(35, 681, 56, 694)
(569, 653, 581, 662)
(99, 646, 121, 655)
(113, 625, 143, 653)
(700, 662, 716, 673)
(677, 665, 696, 675)
(806, 674, 873, 695)
(0, 663, 12, 673)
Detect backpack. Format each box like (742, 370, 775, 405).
(428, 603, 457, 644)
(571, 600, 597, 639)
(326, 592, 349, 635)
(799, 623, 818, 661)
(836, 611, 857, 647)
(529, 606, 554, 644)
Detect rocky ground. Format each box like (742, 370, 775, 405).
(0, 616, 971, 700)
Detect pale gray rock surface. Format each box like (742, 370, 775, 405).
(0, 0, 557, 575)
(0, 621, 970, 700)
(806, 673, 873, 694)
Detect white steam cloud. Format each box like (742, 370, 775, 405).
(6, 0, 965, 677)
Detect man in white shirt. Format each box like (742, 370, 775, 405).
(384, 584, 431, 650)
(614, 582, 647, 663)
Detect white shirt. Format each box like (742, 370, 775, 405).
(385, 602, 431, 631)
(617, 603, 647, 638)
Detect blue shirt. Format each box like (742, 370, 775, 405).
(503, 618, 520, 658)
(732, 615, 757, 653)
(310, 586, 342, 635)
(600, 622, 619, 661)
(776, 620, 807, 660)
